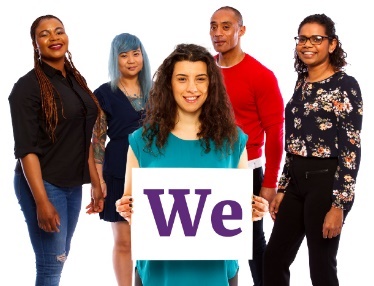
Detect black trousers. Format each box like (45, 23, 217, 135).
(263, 155, 348, 286)
(249, 167, 267, 286)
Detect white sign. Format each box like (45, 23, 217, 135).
(131, 168, 253, 260)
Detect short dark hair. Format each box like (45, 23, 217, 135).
(214, 6, 243, 27)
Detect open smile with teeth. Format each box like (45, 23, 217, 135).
(185, 96, 198, 102)
(49, 44, 62, 49)
(301, 51, 316, 59)
(302, 51, 316, 56)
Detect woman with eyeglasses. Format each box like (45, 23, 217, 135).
(263, 14, 363, 286)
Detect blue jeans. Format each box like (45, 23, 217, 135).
(14, 171, 82, 286)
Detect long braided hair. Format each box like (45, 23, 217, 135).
(30, 15, 102, 141)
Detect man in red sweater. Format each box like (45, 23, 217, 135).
(210, 6, 284, 286)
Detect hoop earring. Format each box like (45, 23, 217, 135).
(35, 48, 40, 57)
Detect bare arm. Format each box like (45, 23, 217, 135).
(86, 143, 105, 214)
(116, 146, 139, 224)
(92, 111, 107, 195)
(237, 149, 249, 169)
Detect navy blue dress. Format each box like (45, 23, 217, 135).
(94, 82, 144, 222)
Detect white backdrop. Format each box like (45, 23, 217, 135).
(0, 0, 371, 285)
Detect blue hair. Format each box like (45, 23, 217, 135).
(108, 33, 152, 101)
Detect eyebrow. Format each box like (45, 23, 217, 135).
(120, 48, 141, 54)
(210, 21, 232, 25)
(39, 26, 64, 33)
(175, 73, 208, 77)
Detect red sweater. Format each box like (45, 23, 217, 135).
(217, 54, 284, 188)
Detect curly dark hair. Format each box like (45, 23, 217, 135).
(30, 15, 102, 141)
(294, 13, 347, 74)
(142, 43, 238, 155)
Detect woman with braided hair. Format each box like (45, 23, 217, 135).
(8, 15, 104, 286)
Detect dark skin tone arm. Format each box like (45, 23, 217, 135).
(20, 153, 60, 232)
(86, 143, 105, 214)
(21, 144, 105, 233)
(270, 192, 343, 239)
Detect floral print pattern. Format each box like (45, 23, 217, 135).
(279, 71, 363, 210)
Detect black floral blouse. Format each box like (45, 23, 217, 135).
(278, 71, 363, 210)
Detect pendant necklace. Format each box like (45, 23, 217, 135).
(119, 81, 140, 98)
(119, 81, 144, 111)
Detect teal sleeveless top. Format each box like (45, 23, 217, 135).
(129, 127, 248, 286)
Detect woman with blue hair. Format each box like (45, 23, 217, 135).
(91, 32, 152, 285)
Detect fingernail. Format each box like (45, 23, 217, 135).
(252, 201, 255, 204)
(129, 198, 133, 202)
(129, 204, 133, 207)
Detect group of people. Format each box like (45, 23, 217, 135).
(8, 5, 363, 286)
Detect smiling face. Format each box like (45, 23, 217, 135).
(118, 48, 143, 78)
(33, 17, 68, 68)
(209, 8, 245, 54)
(296, 22, 337, 69)
(171, 60, 209, 117)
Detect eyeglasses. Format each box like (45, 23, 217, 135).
(294, 35, 331, 45)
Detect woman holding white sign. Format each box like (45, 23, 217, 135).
(116, 43, 269, 286)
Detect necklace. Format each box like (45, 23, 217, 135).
(119, 81, 141, 98)
(118, 80, 144, 111)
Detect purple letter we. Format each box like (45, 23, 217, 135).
(143, 189, 211, 237)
